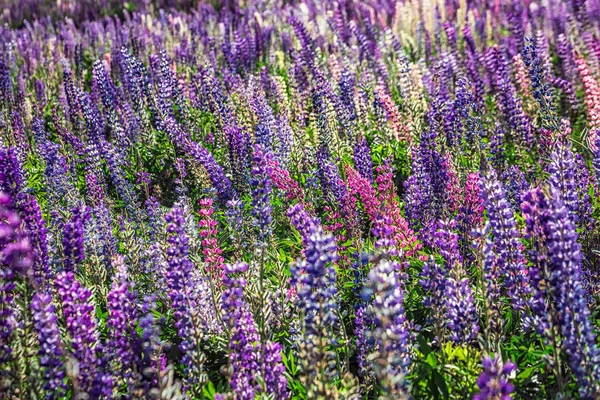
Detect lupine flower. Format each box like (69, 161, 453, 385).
(221, 262, 289, 399)
(480, 170, 530, 320)
(55, 271, 107, 395)
(0, 192, 31, 371)
(548, 140, 587, 227)
(106, 266, 142, 392)
(375, 163, 420, 256)
(288, 203, 340, 396)
(266, 157, 306, 206)
(198, 198, 224, 282)
(62, 206, 88, 272)
(473, 356, 516, 400)
(501, 166, 530, 210)
(250, 144, 273, 249)
(445, 272, 479, 344)
(32, 292, 66, 395)
(164, 207, 207, 392)
(361, 259, 412, 396)
(519, 188, 552, 336)
(576, 56, 600, 147)
(542, 191, 600, 398)
(353, 137, 374, 183)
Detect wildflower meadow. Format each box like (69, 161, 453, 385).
(1, 0, 600, 399)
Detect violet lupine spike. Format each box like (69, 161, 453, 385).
(404, 120, 449, 232)
(353, 138, 374, 183)
(501, 166, 530, 210)
(480, 169, 530, 316)
(519, 188, 552, 336)
(548, 140, 588, 227)
(32, 292, 66, 396)
(0, 146, 24, 199)
(320, 159, 347, 204)
(361, 259, 412, 397)
(17, 193, 50, 283)
(62, 206, 88, 273)
(164, 207, 207, 392)
(250, 144, 273, 249)
(106, 272, 142, 391)
(543, 192, 600, 398)
(473, 356, 516, 400)
(288, 203, 339, 332)
(54, 271, 106, 395)
(221, 263, 289, 399)
(165, 117, 237, 204)
(287, 203, 340, 389)
(198, 198, 224, 282)
(444, 272, 479, 344)
(0, 191, 32, 371)
(419, 255, 448, 339)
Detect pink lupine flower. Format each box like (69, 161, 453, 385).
(375, 164, 421, 257)
(198, 198, 224, 282)
(442, 155, 462, 214)
(266, 158, 307, 208)
(374, 85, 411, 144)
(576, 56, 600, 146)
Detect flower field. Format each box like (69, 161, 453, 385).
(2, 0, 600, 398)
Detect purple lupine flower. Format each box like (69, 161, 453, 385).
(480, 169, 530, 315)
(54, 271, 104, 395)
(0, 192, 31, 371)
(445, 273, 479, 344)
(228, 308, 260, 400)
(501, 166, 530, 210)
(222, 262, 289, 399)
(420, 256, 448, 342)
(32, 292, 66, 396)
(483, 46, 534, 146)
(250, 144, 273, 248)
(522, 37, 559, 130)
(0, 61, 14, 110)
(106, 269, 142, 391)
(262, 341, 289, 398)
(548, 140, 591, 228)
(221, 264, 259, 399)
(288, 203, 340, 332)
(0, 146, 24, 199)
(166, 118, 236, 204)
(543, 191, 600, 398)
(354, 306, 374, 381)
(249, 80, 276, 149)
(164, 207, 207, 392)
(62, 206, 88, 272)
(288, 203, 340, 384)
(17, 193, 50, 283)
(320, 159, 347, 204)
(102, 140, 142, 220)
(473, 356, 516, 400)
(353, 138, 374, 183)
(519, 188, 552, 336)
(32, 118, 77, 207)
(361, 259, 412, 396)
(224, 123, 251, 191)
(404, 115, 449, 232)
